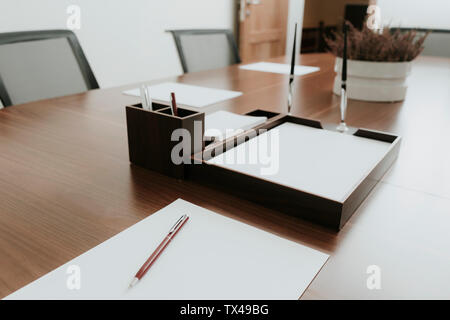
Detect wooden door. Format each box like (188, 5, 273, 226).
(238, 0, 290, 63)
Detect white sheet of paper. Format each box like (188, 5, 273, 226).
(240, 62, 320, 76)
(207, 122, 392, 202)
(205, 110, 267, 141)
(123, 82, 242, 109)
(4, 199, 329, 300)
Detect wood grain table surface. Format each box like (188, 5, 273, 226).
(1, 53, 449, 299)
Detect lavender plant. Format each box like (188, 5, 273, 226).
(325, 22, 429, 62)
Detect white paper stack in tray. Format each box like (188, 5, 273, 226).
(204, 110, 268, 142)
(207, 122, 392, 202)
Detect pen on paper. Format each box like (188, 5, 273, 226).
(129, 214, 189, 288)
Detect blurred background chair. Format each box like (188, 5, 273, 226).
(0, 30, 98, 107)
(167, 29, 241, 73)
(344, 4, 369, 30)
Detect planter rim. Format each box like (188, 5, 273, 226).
(334, 56, 412, 79)
(335, 57, 413, 65)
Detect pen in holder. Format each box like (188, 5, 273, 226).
(140, 85, 153, 111)
(337, 23, 349, 133)
(287, 23, 298, 115)
(125, 102, 204, 179)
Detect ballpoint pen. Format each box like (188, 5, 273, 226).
(337, 22, 349, 132)
(288, 23, 297, 115)
(129, 214, 189, 288)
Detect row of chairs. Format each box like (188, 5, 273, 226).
(0, 29, 241, 107)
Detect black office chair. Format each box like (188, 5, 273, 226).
(344, 4, 369, 30)
(0, 30, 98, 107)
(167, 29, 241, 74)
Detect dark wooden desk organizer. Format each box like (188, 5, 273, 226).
(125, 102, 204, 179)
(188, 112, 401, 231)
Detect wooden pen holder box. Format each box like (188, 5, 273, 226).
(125, 103, 205, 179)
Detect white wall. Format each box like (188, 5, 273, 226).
(377, 0, 450, 30)
(0, 0, 236, 88)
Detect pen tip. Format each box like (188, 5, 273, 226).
(129, 277, 139, 288)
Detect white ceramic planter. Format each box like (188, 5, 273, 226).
(333, 57, 412, 102)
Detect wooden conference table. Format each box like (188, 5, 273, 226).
(1, 53, 449, 299)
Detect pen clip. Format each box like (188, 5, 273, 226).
(169, 214, 187, 234)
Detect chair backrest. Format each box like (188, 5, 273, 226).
(167, 29, 241, 73)
(392, 28, 450, 58)
(344, 4, 369, 30)
(0, 30, 98, 107)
